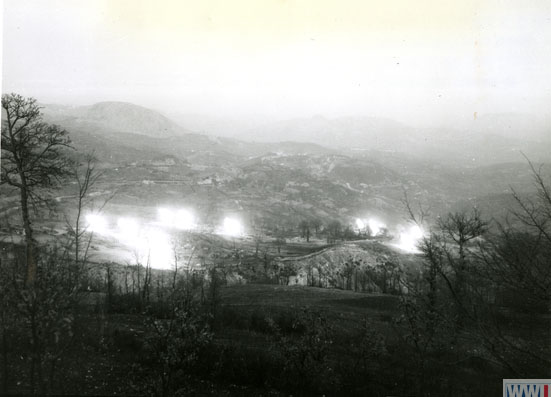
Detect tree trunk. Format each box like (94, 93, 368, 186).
(142, 264, 151, 303)
(131, 269, 135, 295)
(19, 185, 36, 286)
(136, 265, 141, 299)
(106, 266, 113, 309)
(74, 208, 81, 268)
(124, 267, 129, 294)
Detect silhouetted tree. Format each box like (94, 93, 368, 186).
(326, 220, 342, 243)
(298, 220, 310, 242)
(343, 225, 356, 240)
(1, 94, 72, 285)
(435, 208, 488, 322)
(64, 154, 103, 280)
(310, 218, 322, 236)
(402, 162, 551, 378)
(275, 235, 286, 254)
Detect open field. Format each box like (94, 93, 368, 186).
(50, 283, 504, 396)
(1, 283, 403, 395)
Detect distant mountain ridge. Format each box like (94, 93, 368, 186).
(39, 100, 551, 166)
(41, 101, 188, 138)
(241, 115, 416, 149)
(460, 113, 551, 142)
(39, 101, 338, 162)
(84, 102, 186, 137)
(234, 114, 550, 165)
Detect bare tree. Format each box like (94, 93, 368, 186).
(326, 220, 342, 243)
(298, 219, 310, 242)
(401, 163, 551, 377)
(171, 239, 180, 290)
(275, 235, 286, 254)
(510, 157, 551, 244)
(63, 154, 103, 281)
(437, 208, 488, 310)
(310, 218, 322, 236)
(401, 187, 430, 227)
(253, 232, 263, 256)
(1, 94, 72, 285)
(142, 255, 152, 303)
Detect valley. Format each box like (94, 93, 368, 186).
(1, 99, 549, 396)
(3, 1, 550, 394)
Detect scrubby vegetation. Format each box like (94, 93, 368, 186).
(1, 94, 549, 395)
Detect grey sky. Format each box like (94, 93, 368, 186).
(3, 0, 551, 127)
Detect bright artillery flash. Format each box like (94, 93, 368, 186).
(157, 207, 196, 230)
(221, 217, 244, 237)
(396, 224, 425, 253)
(356, 217, 386, 236)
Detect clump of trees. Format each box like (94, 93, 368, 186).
(326, 220, 342, 243)
(397, 161, 551, 394)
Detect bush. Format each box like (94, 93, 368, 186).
(209, 343, 283, 388)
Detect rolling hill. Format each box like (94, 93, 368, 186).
(31, 100, 547, 230)
(210, 113, 551, 166)
(42, 101, 187, 138)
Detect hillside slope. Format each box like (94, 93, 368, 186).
(42, 101, 188, 138)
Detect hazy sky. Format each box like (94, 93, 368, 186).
(3, 0, 551, 126)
